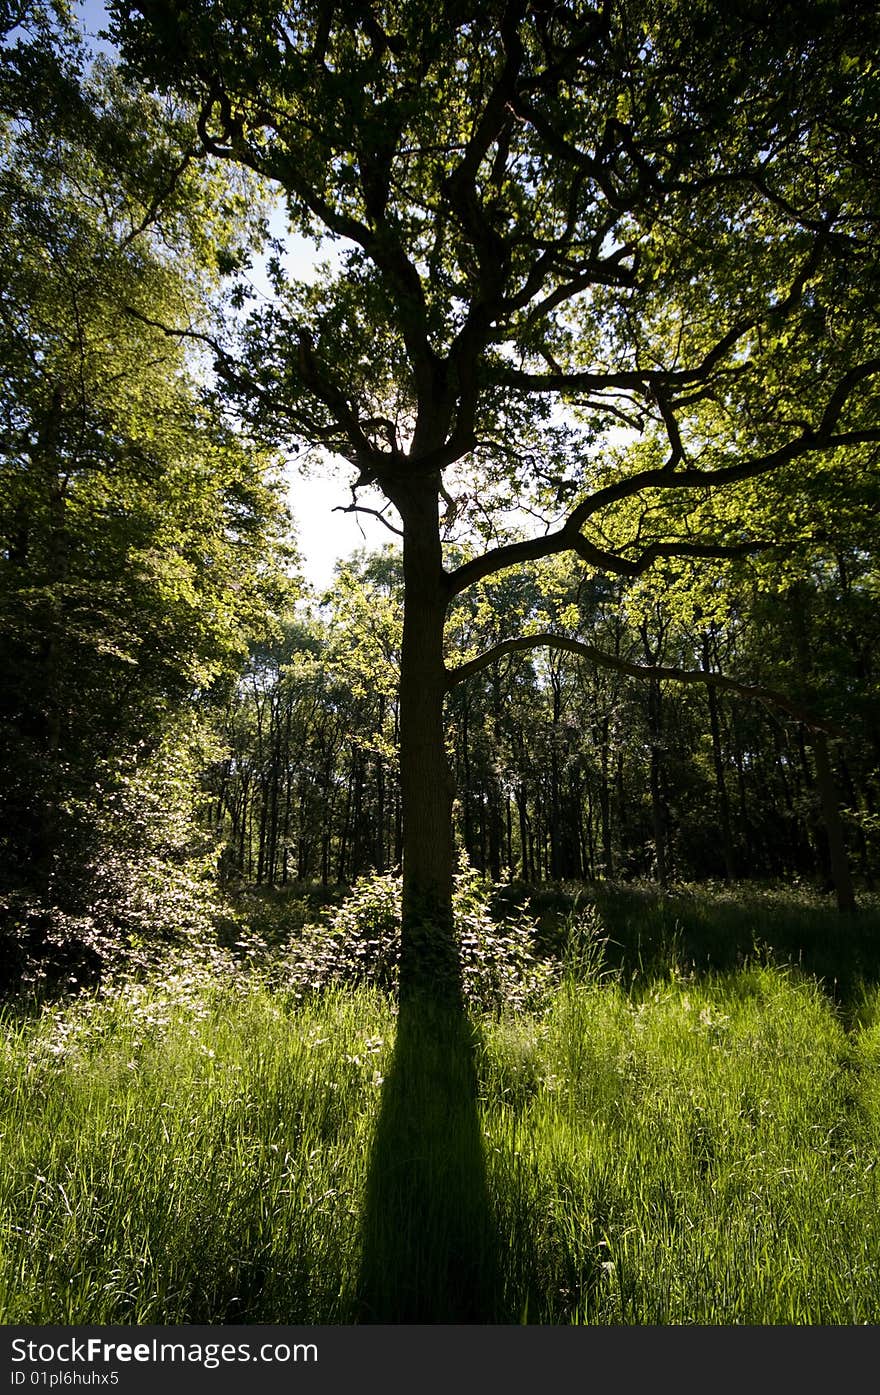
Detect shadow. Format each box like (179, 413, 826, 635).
(356, 991, 501, 1322)
(590, 884, 880, 1011)
(495, 880, 880, 1012)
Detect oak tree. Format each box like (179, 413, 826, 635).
(111, 0, 880, 989)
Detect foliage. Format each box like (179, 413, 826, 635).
(453, 857, 560, 1013)
(0, 720, 233, 997)
(211, 542, 879, 896)
(108, 0, 880, 608)
(0, 11, 296, 951)
(273, 858, 558, 1013)
(101, 0, 878, 962)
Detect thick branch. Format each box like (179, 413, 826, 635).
(196, 85, 441, 416)
(446, 531, 773, 596)
(500, 317, 755, 395)
(447, 402, 880, 597)
(501, 239, 827, 398)
(294, 331, 384, 468)
(444, 632, 838, 733)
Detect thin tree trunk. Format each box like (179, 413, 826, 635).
(281, 699, 293, 885)
(837, 749, 872, 889)
(702, 633, 737, 880)
(647, 679, 668, 887)
(31, 390, 68, 896)
(790, 581, 857, 912)
(375, 693, 387, 872)
(812, 733, 857, 913)
(516, 785, 529, 881)
(599, 714, 613, 879)
(336, 769, 353, 882)
(460, 696, 474, 862)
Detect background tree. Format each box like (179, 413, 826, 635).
(0, 11, 293, 980)
(209, 539, 879, 901)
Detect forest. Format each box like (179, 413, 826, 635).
(2, 0, 880, 1327)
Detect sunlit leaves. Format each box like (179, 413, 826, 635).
(0, 13, 295, 906)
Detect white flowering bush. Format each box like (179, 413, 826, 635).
(0, 725, 227, 999)
(453, 858, 559, 1012)
(276, 856, 558, 1012)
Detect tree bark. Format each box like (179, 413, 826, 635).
(646, 678, 669, 886)
(391, 475, 458, 1000)
(789, 581, 857, 912)
(599, 714, 613, 879)
(812, 732, 857, 913)
(374, 693, 387, 872)
(702, 633, 737, 880)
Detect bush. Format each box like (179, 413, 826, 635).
(274, 857, 559, 1012)
(0, 722, 226, 999)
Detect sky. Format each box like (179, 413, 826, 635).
(75, 0, 394, 591)
(287, 470, 397, 593)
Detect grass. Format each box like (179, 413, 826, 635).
(486, 966, 880, 1322)
(3, 888, 880, 1323)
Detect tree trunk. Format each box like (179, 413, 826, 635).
(392, 475, 457, 1000)
(281, 701, 293, 884)
(515, 784, 529, 880)
(487, 664, 503, 881)
(30, 392, 68, 897)
(639, 621, 670, 887)
(460, 694, 475, 862)
(374, 693, 386, 872)
(336, 769, 353, 882)
(646, 679, 668, 887)
(837, 749, 872, 889)
(812, 733, 857, 913)
(789, 581, 857, 912)
(599, 714, 613, 879)
(487, 789, 502, 882)
(549, 667, 562, 879)
(702, 634, 737, 881)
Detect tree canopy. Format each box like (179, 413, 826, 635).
(0, 0, 877, 990)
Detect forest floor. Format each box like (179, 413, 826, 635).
(3, 884, 880, 1324)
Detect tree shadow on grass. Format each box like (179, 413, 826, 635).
(356, 989, 501, 1322)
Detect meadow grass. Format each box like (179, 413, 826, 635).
(0, 970, 394, 1322)
(3, 893, 880, 1324)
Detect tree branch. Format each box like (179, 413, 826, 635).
(446, 526, 776, 596)
(332, 500, 403, 537)
(446, 358, 880, 597)
(500, 316, 755, 395)
(444, 632, 839, 733)
(500, 238, 827, 399)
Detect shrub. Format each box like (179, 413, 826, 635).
(274, 857, 559, 1012)
(0, 723, 227, 999)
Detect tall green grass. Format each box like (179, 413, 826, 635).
(0, 971, 394, 1322)
(484, 966, 880, 1322)
(3, 924, 880, 1322)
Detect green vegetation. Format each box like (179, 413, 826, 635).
(3, 890, 880, 1324)
(108, 0, 880, 963)
(2, 1, 880, 1331)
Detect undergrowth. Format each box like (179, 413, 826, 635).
(3, 875, 880, 1322)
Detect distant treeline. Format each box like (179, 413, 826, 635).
(210, 549, 879, 896)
